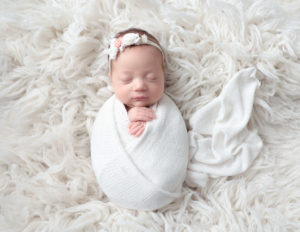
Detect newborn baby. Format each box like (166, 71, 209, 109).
(109, 29, 164, 137)
(90, 28, 189, 210)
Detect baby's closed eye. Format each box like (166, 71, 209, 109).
(145, 73, 157, 81)
(120, 76, 133, 83)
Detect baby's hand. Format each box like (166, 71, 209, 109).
(129, 121, 146, 137)
(128, 107, 155, 122)
(128, 107, 155, 137)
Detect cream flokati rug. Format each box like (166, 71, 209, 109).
(1, 0, 300, 231)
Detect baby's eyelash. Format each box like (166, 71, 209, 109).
(121, 77, 133, 83)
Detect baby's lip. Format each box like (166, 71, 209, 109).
(134, 96, 147, 101)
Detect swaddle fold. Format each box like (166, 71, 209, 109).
(91, 94, 189, 210)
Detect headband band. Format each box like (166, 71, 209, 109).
(108, 33, 164, 70)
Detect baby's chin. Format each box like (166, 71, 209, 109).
(122, 94, 164, 109)
(128, 102, 151, 108)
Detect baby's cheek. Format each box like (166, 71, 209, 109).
(154, 83, 164, 100)
(115, 86, 130, 103)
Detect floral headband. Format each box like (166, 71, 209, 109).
(108, 33, 164, 70)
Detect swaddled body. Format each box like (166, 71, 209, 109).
(91, 94, 189, 210)
(90, 29, 189, 210)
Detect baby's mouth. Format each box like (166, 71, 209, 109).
(134, 96, 147, 101)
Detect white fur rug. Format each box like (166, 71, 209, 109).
(1, 0, 300, 231)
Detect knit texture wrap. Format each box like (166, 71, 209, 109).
(90, 94, 189, 210)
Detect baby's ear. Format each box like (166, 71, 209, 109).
(109, 68, 114, 78)
(109, 63, 113, 78)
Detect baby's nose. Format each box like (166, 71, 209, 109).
(134, 78, 147, 91)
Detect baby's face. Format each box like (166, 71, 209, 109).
(110, 45, 164, 108)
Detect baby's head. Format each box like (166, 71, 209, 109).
(108, 28, 165, 109)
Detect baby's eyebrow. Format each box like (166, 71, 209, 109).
(120, 71, 133, 75)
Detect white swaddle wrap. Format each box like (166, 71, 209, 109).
(91, 94, 189, 210)
(91, 67, 263, 210)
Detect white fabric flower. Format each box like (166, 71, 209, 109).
(120, 33, 142, 52)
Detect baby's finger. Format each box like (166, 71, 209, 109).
(130, 122, 146, 136)
(138, 108, 155, 121)
(129, 122, 143, 135)
(128, 122, 135, 129)
(131, 124, 145, 137)
(128, 107, 155, 122)
(129, 121, 142, 129)
(135, 126, 145, 137)
(129, 124, 138, 134)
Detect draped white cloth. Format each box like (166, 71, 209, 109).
(91, 67, 263, 210)
(186, 68, 263, 187)
(90, 94, 189, 210)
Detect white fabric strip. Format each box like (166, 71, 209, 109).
(185, 68, 263, 187)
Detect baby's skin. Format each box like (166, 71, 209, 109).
(110, 43, 165, 137)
